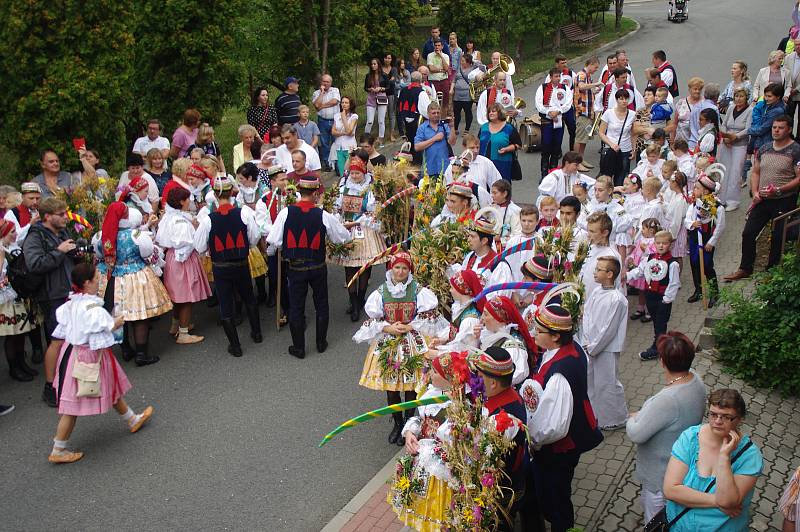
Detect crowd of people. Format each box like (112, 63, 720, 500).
(1, 9, 800, 532)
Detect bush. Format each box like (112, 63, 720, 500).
(713, 253, 800, 396)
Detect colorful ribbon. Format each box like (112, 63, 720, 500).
(346, 227, 429, 288)
(66, 210, 93, 230)
(472, 281, 559, 304)
(319, 395, 449, 447)
(377, 185, 418, 212)
(488, 238, 537, 271)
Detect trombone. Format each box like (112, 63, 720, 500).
(586, 112, 602, 138)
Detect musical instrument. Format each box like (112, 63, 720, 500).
(518, 115, 542, 153)
(586, 112, 603, 138)
(507, 97, 526, 123)
(469, 54, 515, 100)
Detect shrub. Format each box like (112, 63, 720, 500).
(713, 253, 800, 396)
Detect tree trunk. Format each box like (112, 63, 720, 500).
(552, 29, 562, 51)
(615, 0, 623, 30)
(307, 0, 320, 63)
(320, 0, 331, 75)
(515, 37, 523, 61)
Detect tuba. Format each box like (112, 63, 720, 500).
(469, 54, 515, 100)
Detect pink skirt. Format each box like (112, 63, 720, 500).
(163, 248, 212, 303)
(54, 344, 132, 416)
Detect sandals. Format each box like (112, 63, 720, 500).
(629, 310, 645, 321)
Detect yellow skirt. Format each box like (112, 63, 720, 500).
(388, 475, 452, 532)
(358, 335, 424, 392)
(248, 247, 268, 278)
(328, 226, 388, 267)
(100, 268, 174, 321)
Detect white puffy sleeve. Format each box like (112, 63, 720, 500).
(411, 287, 449, 339)
(192, 215, 212, 255)
(132, 230, 154, 259)
(441, 315, 481, 351)
(699, 132, 716, 154)
(476, 91, 488, 125)
(507, 340, 529, 386)
(85, 304, 116, 350)
(352, 289, 388, 343)
(255, 200, 270, 237)
(526, 373, 574, 446)
(52, 301, 70, 340)
(707, 207, 726, 248)
(537, 172, 558, 204)
(242, 208, 261, 247)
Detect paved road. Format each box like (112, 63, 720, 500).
(0, 1, 790, 530)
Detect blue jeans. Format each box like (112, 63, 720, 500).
(317, 117, 334, 167)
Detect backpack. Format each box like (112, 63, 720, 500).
(6, 248, 44, 299)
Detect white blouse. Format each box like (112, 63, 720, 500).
(155, 205, 197, 262)
(52, 293, 116, 350)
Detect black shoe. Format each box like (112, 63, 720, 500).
(18, 356, 38, 377)
(245, 304, 263, 343)
(640, 314, 653, 323)
(388, 419, 402, 444)
(316, 339, 328, 353)
(639, 348, 659, 361)
(288, 346, 305, 359)
(221, 319, 243, 357)
(9, 366, 33, 382)
(0, 404, 14, 416)
(629, 310, 645, 321)
(687, 292, 702, 303)
(42, 382, 57, 407)
(120, 342, 136, 362)
(135, 353, 160, 366)
(206, 294, 219, 307)
(31, 349, 44, 364)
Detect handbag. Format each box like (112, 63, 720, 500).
(376, 93, 389, 106)
(643, 440, 754, 532)
(72, 358, 102, 398)
(599, 110, 630, 177)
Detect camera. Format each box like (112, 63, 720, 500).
(67, 238, 95, 259)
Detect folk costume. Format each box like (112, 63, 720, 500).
(504, 231, 538, 283)
(518, 256, 555, 337)
(477, 85, 515, 126)
(586, 197, 632, 247)
(438, 269, 484, 352)
(580, 243, 622, 297)
(538, 168, 596, 206)
(6, 182, 41, 245)
(194, 177, 263, 356)
(457, 213, 513, 291)
(443, 150, 502, 198)
(535, 80, 574, 179)
(479, 296, 535, 386)
(234, 174, 269, 302)
(97, 204, 172, 366)
(353, 252, 448, 444)
(430, 182, 476, 228)
(578, 284, 629, 429)
(330, 158, 388, 321)
(627, 248, 681, 359)
(266, 174, 352, 358)
(258, 165, 293, 316)
(520, 304, 603, 532)
(685, 175, 726, 302)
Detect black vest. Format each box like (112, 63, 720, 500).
(282, 202, 326, 263)
(533, 342, 603, 458)
(208, 206, 249, 263)
(659, 63, 680, 97)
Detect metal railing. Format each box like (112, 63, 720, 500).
(775, 205, 800, 257)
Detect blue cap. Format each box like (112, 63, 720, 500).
(285, 76, 299, 85)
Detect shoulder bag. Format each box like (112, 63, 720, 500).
(643, 440, 754, 532)
(599, 110, 630, 177)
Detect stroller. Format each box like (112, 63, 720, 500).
(668, 0, 689, 22)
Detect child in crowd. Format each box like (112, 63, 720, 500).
(696, 108, 719, 157)
(580, 212, 621, 296)
(579, 255, 628, 430)
(628, 218, 661, 322)
(589, 175, 630, 274)
(234, 162, 269, 304)
(505, 205, 539, 281)
(535, 195, 559, 232)
(293, 105, 320, 148)
(671, 139, 695, 188)
(685, 173, 726, 306)
(633, 144, 665, 181)
(627, 230, 681, 360)
(516, 255, 554, 334)
(660, 159, 678, 191)
(572, 182, 591, 229)
(639, 177, 668, 231)
(490, 179, 522, 248)
(615, 173, 645, 230)
(650, 87, 674, 129)
(663, 169, 690, 270)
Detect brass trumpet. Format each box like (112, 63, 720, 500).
(469, 54, 515, 100)
(586, 112, 602, 138)
(507, 97, 526, 123)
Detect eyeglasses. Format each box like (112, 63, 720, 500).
(54, 211, 68, 217)
(707, 411, 738, 422)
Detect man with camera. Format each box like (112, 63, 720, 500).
(22, 197, 79, 406)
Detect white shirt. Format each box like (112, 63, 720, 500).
(601, 108, 635, 152)
(193, 205, 262, 254)
(684, 201, 726, 248)
(476, 87, 515, 125)
(599, 64, 638, 90)
(538, 169, 596, 205)
(595, 81, 644, 113)
(274, 140, 322, 173)
(4, 208, 33, 246)
(312, 87, 341, 120)
(639, 197, 669, 232)
(444, 154, 502, 192)
(580, 244, 621, 297)
(579, 286, 628, 355)
(627, 256, 682, 304)
(504, 234, 537, 282)
(535, 84, 574, 117)
(155, 205, 198, 262)
(417, 83, 437, 119)
(52, 293, 116, 350)
(523, 348, 573, 445)
(266, 204, 351, 247)
(480, 326, 529, 386)
(132, 135, 170, 156)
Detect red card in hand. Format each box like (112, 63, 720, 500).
(72, 138, 86, 151)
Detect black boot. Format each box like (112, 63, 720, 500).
(8, 356, 33, 382)
(134, 343, 160, 366)
(29, 328, 44, 364)
(388, 412, 403, 444)
(220, 319, 243, 357)
(17, 353, 38, 377)
(245, 304, 263, 343)
(255, 275, 268, 304)
(316, 316, 328, 353)
(349, 291, 361, 322)
(42, 382, 57, 407)
(207, 292, 219, 307)
(288, 323, 305, 359)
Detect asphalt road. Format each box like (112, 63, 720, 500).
(0, 1, 789, 530)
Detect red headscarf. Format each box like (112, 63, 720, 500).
(0, 219, 14, 240)
(485, 295, 537, 355)
(119, 175, 149, 203)
(389, 251, 414, 272)
(449, 269, 485, 312)
(101, 201, 129, 265)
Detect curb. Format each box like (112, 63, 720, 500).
(319, 16, 642, 532)
(518, 18, 642, 90)
(320, 449, 404, 532)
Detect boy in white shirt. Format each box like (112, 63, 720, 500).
(580, 212, 621, 297)
(505, 205, 539, 281)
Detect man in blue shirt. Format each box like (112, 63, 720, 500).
(414, 101, 456, 179)
(422, 26, 450, 59)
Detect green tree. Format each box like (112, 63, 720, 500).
(437, 0, 500, 51)
(0, 0, 135, 177)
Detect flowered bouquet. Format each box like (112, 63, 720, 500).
(372, 161, 417, 243)
(534, 224, 589, 321)
(695, 193, 718, 222)
(56, 174, 118, 240)
(376, 330, 426, 384)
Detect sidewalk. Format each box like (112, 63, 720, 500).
(322, 186, 797, 531)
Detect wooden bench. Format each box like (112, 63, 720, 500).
(560, 23, 599, 44)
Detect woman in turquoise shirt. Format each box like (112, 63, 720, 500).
(663, 388, 763, 531)
(478, 103, 521, 181)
